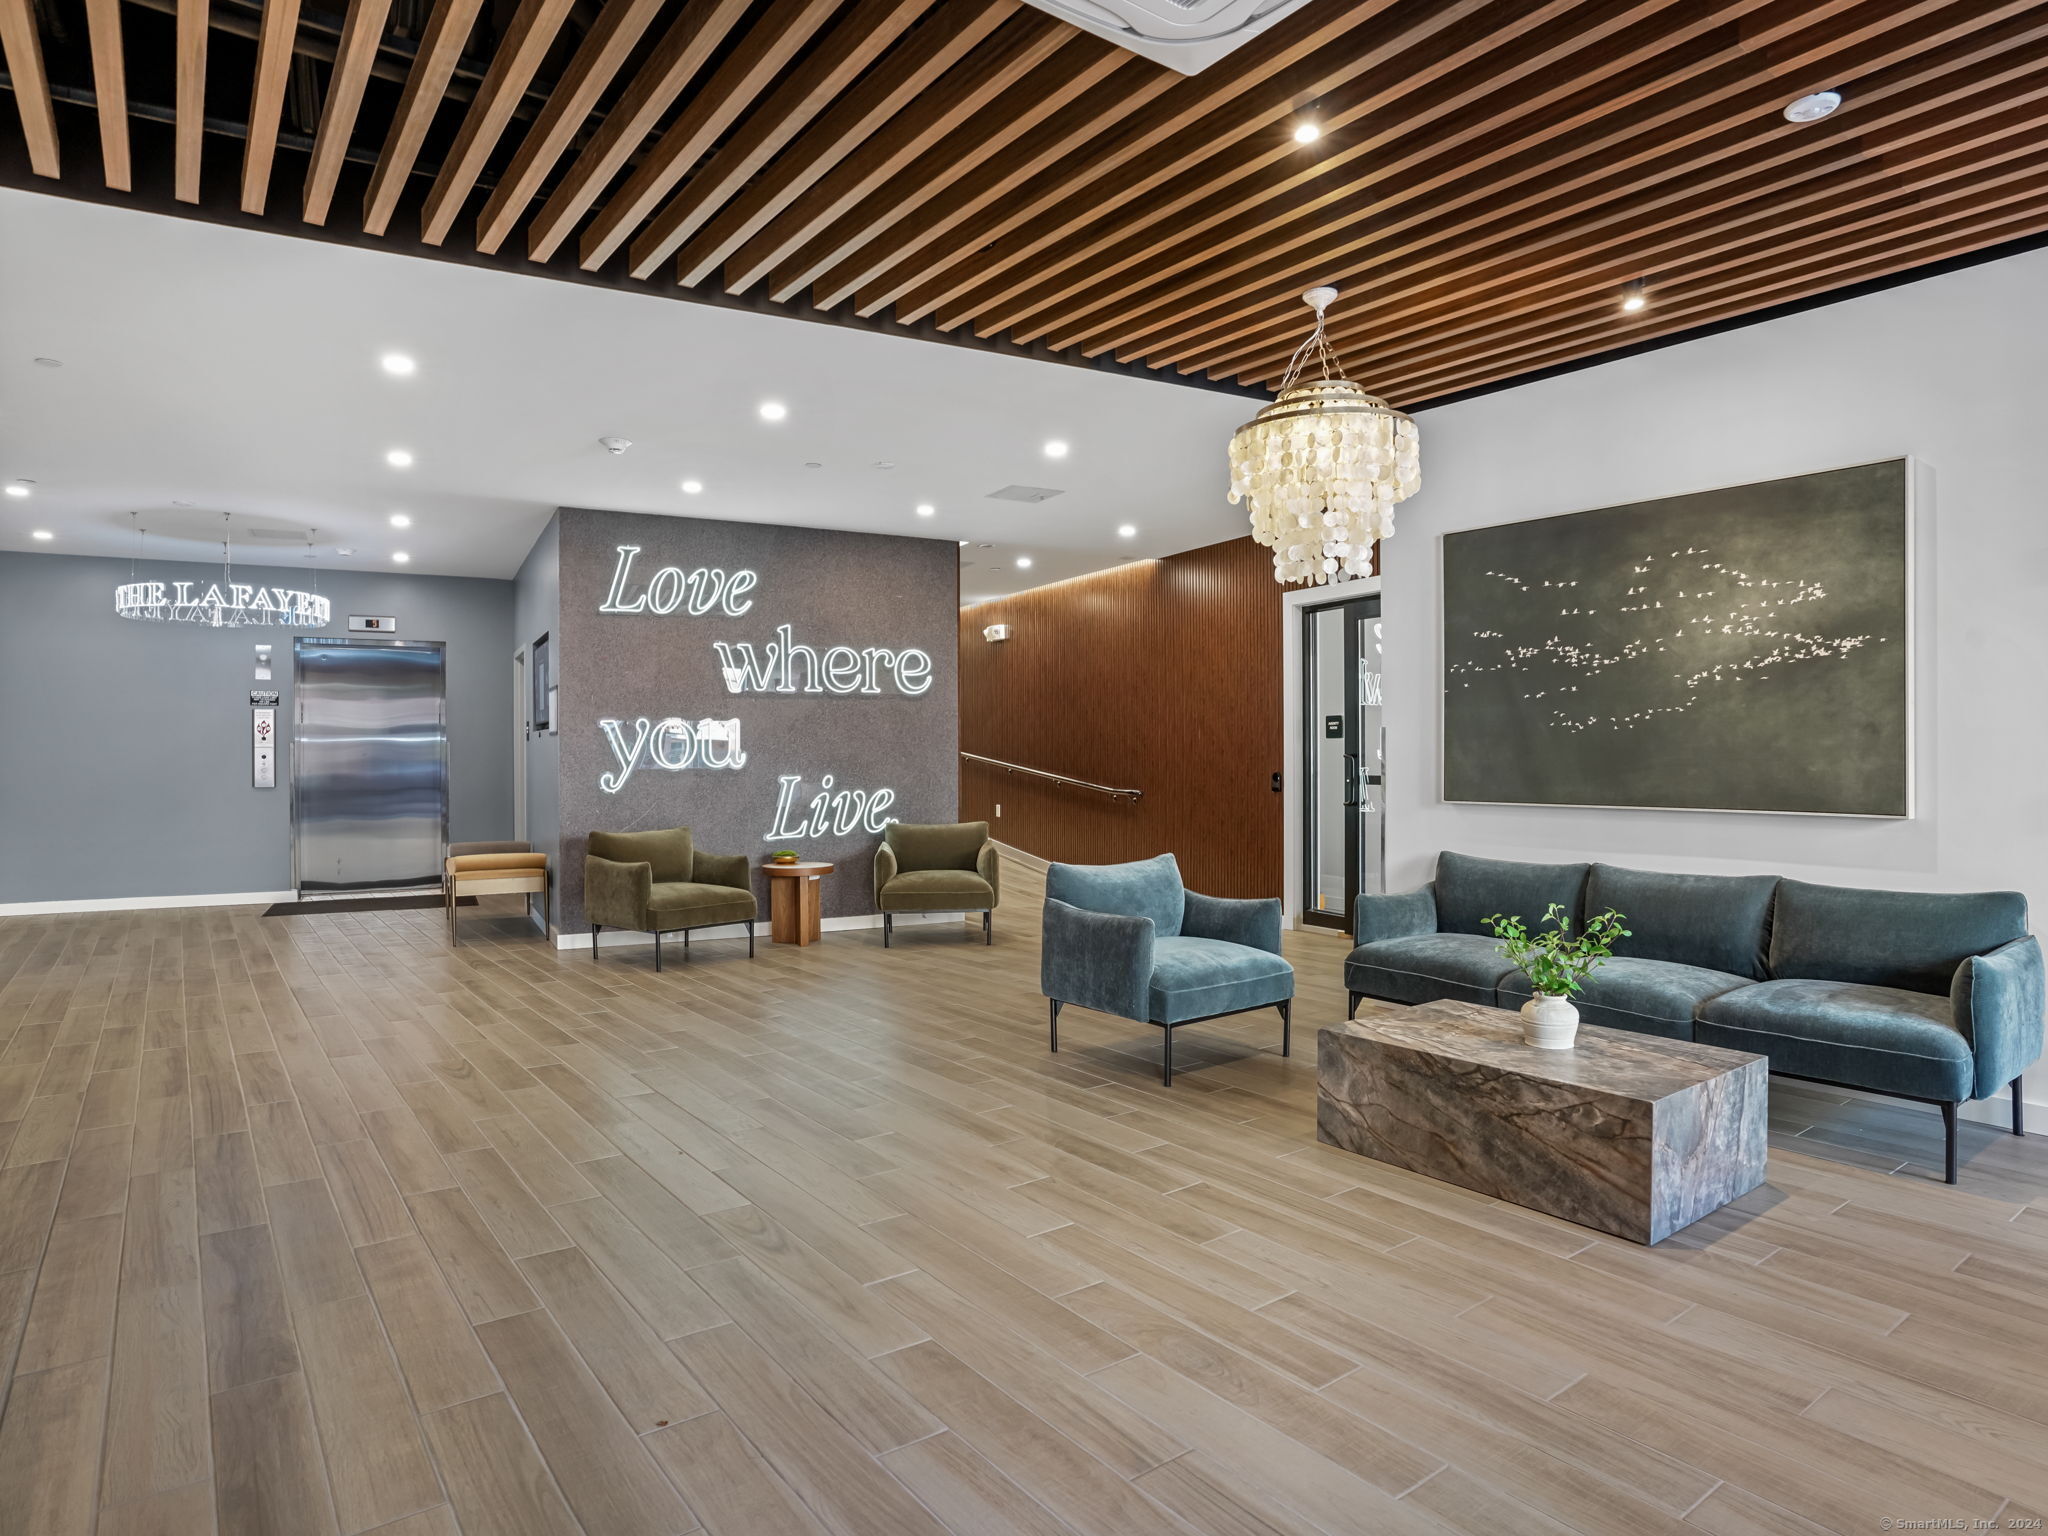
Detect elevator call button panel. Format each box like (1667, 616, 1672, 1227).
(253, 707, 276, 789)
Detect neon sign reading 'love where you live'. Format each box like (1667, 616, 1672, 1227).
(593, 544, 929, 840)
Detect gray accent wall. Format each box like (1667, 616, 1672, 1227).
(0, 550, 514, 904)
(553, 506, 959, 933)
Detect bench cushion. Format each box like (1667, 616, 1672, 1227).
(1347, 932, 1517, 1007)
(1149, 936, 1293, 1025)
(1501, 957, 1752, 1042)
(1695, 977, 1971, 1101)
(1587, 864, 1777, 980)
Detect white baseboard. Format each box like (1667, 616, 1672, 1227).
(0, 889, 296, 917)
(552, 910, 969, 950)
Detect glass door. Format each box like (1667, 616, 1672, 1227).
(1301, 595, 1385, 930)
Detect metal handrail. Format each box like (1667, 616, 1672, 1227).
(960, 751, 1142, 802)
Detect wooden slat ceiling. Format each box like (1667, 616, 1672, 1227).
(5, 0, 2047, 405)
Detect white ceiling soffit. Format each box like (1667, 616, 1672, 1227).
(1018, 0, 1315, 75)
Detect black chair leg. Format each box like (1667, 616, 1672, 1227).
(653, 931, 662, 973)
(591, 923, 601, 960)
(1048, 999, 1061, 1052)
(748, 921, 755, 959)
(1163, 1025, 1174, 1087)
(883, 913, 892, 948)
(1346, 989, 1362, 1020)
(684, 928, 691, 960)
(2016, 1077, 2027, 1136)
(1279, 998, 1291, 1058)
(984, 910, 992, 945)
(1942, 1100, 1958, 1183)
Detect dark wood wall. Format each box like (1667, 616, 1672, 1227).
(958, 537, 1285, 899)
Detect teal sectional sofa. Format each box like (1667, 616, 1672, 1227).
(1346, 851, 2043, 1182)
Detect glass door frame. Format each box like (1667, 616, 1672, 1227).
(1298, 592, 1384, 932)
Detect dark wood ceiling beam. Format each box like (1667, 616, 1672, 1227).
(524, 0, 751, 263)
(0, 0, 56, 177)
(474, 0, 668, 254)
(849, 0, 1414, 321)
(83, 0, 129, 189)
(302, 0, 395, 224)
(363, 0, 488, 235)
(417, 0, 578, 245)
(724, 10, 1076, 296)
(576, 0, 841, 271)
(176, 0, 208, 201)
(605, 0, 944, 282)
(757, 34, 1122, 304)
(967, 0, 1687, 343)
(240, 0, 299, 212)
(1381, 199, 2048, 405)
(1125, 0, 2040, 377)
(662, 0, 1027, 287)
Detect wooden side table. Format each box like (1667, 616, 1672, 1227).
(764, 861, 834, 946)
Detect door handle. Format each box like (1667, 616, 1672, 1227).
(1343, 754, 1359, 808)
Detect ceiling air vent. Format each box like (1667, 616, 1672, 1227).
(1017, 0, 1312, 75)
(986, 485, 1065, 504)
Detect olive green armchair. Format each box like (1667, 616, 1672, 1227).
(586, 827, 756, 970)
(874, 821, 999, 946)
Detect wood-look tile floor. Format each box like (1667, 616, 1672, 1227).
(2, 857, 2046, 1536)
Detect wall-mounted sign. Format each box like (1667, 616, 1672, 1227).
(599, 546, 757, 616)
(765, 774, 897, 838)
(713, 626, 932, 696)
(599, 716, 746, 792)
(349, 615, 397, 632)
(250, 690, 280, 707)
(116, 581, 330, 628)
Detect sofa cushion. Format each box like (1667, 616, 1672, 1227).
(646, 881, 756, 927)
(1149, 936, 1293, 1025)
(1500, 957, 1752, 1042)
(1771, 879, 2029, 994)
(590, 827, 692, 884)
(1695, 977, 1971, 1102)
(1435, 851, 1589, 937)
(1587, 864, 1776, 980)
(1346, 932, 1517, 1007)
(880, 868, 995, 911)
(885, 821, 989, 873)
(1047, 853, 1184, 938)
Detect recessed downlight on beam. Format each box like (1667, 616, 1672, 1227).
(1619, 280, 1648, 314)
(1783, 90, 1842, 123)
(1292, 121, 1320, 144)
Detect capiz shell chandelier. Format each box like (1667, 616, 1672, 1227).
(1228, 285, 1419, 585)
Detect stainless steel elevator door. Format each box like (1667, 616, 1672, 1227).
(293, 638, 448, 894)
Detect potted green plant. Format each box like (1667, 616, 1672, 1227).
(1486, 902, 1630, 1049)
(769, 849, 801, 866)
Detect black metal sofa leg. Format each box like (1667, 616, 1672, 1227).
(984, 910, 992, 945)
(1163, 1025, 1174, 1087)
(1346, 989, 1362, 1020)
(2016, 1078, 2027, 1137)
(883, 914, 893, 948)
(1942, 1101, 1958, 1183)
(653, 931, 662, 973)
(1048, 1000, 1061, 1052)
(1279, 999, 1291, 1057)
(592, 924, 601, 961)
(748, 921, 756, 958)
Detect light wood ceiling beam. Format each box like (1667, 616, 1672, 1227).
(417, 0, 577, 245)
(0, 0, 56, 176)
(655, 0, 1022, 286)
(960, 0, 1664, 343)
(998, 0, 1762, 350)
(524, 0, 752, 264)
(1191, 0, 2048, 381)
(83, 0, 129, 188)
(607, 0, 943, 282)
(303, 0, 395, 224)
(722, 11, 1075, 296)
(757, 34, 1122, 304)
(363, 0, 488, 236)
(240, 0, 300, 213)
(474, 0, 668, 254)
(847, 0, 1412, 321)
(576, 0, 841, 271)
(176, 0, 209, 201)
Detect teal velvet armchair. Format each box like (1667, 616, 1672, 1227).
(1041, 853, 1293, 1085)
(586, 827, 756, 970)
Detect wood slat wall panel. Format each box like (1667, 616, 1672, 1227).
(958, 537, 1284, 898)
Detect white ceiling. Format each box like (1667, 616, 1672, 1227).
(0, 189, 1260, 600)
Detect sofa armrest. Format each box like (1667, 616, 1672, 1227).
(1041, 897, 1153, 1021)
(1355, 883, 1437, 947)
(1183, 890, 1282, 955)
(691, 850, 751, 892)
(1953, 934, 2046, 1100)
(586, 855, 652, 930)
(874, 841, 899, 900)
(977, 841, 1000, 905)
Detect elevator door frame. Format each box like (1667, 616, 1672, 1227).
(290, 636, 450, 898)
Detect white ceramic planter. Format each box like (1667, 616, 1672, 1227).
(1519, 993, 1580, 1049)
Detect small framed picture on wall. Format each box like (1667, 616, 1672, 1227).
(532, 633, 551, 732)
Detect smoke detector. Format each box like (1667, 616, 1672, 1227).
(598, 436, 633, 455)
(1018, 0, 1312, 75)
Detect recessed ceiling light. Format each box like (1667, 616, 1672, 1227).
(1292, 121, 1321, 144)
(1016, 556, 1033, 569)
(389, 512, 411, 527)
(32, 357, 60, 368)
(915, 503, 936, 517)
(1783, 90, 1842, 123)
(758, 400, 788, 422)
(380, 352, 416, 377)
(4, 484, 28, 498)
(1043, 440, 1069, 459)
(1619, 280, 1648, 314)
(1117, 523, 1137, 538)
(680, 479, 704, 495)
(335, 546, 355, 556)
(392, 551, 411, 564)
(30, 529, 52, 540)
(386, 449, 414, 468)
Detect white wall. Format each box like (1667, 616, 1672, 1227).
(1385, 247, 2046, 1116)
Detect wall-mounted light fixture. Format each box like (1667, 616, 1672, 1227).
(983, 624, 1012, 642)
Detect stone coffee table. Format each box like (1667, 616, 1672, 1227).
(1318, 999, 1767, 1244)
